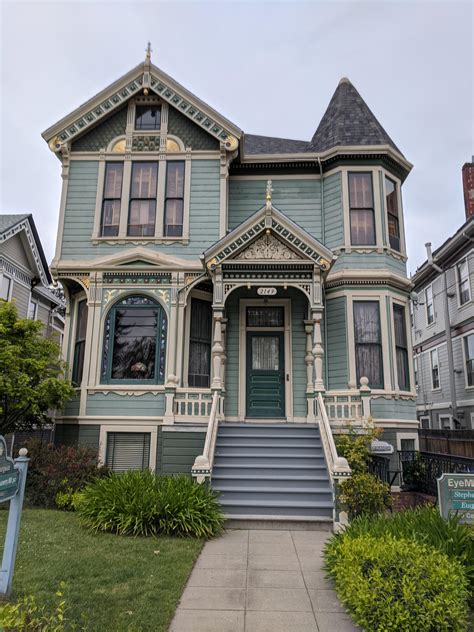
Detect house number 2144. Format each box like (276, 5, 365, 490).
(257, 287, 277, 296)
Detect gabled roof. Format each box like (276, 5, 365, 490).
(309, 77, 402, 155)
(0, 214, 51, 285)
(42, 58, 242, 154)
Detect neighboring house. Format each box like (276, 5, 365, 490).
(0, 214, 64, 341)
(411, 169, 474, 430)
(42, 51, 418, 519)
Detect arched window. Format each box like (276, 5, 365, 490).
(101, 296, 167, 384)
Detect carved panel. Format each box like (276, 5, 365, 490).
(235, 233, 303, 261)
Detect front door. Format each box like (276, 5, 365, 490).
(246, 332, 285, 418)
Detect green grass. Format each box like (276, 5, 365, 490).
(0, 508, 203, 631)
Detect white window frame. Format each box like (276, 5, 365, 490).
(396, 432, 420, 452)
(98, 424, 157, 470)
(456, 258, 471, 307)
(27, 296, 38, 320)
(342, 167, 383, 252)
(461, 331, 474, 390)
(382, 172, 406, 256)
(425, 283, 435, 326)
(439, 414, 453, 430)
(430, 347, 440, 391)
(390, 298, 413, 394)
(0, 273, 13, 301)
(419, 415, 430, 429)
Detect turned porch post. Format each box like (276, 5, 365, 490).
(211, 310, 224, 390)
(220, 317, 228, 391)
(304, 320, 315, 421)
(312, 310, 325, 393)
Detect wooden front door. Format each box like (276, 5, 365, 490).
(246, 332, 285, 418)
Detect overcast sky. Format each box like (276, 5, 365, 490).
(1, 0, 472, 274)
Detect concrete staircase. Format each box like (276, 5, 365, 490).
(211, 423, 333, 522)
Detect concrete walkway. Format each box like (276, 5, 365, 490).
(169, 529, 359, 632)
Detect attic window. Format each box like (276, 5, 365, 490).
(135, 105, 161, 130)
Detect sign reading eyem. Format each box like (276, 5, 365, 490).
(437, 473, 474, 525)
(257, 287, 277, 296)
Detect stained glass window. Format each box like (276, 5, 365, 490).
(101, 296, 167, 383)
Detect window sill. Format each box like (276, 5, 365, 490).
(457, 299, 472, 311)
(92, 237, 189, 245)
(431, 387, 442, 393)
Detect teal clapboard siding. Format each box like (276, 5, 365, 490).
(224, 292, 240, 418)
(371, 397, 417, 421)
(61, 160, 220, 259)
(323, 172, 343, 249)
(228, 179, 322, 239)
(55, 424, 100, 450)
(157, 429, 206, 474)
(63, 395, 80, 417)
(290, 290, 308, 418)
(326, 297, 349, 390)
(86, 392, 165, 417)
(332, 252, 407, 276)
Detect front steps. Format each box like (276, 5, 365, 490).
(212, 423, 333, 525)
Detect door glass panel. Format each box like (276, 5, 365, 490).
(252, 336, 279, 370)
(247, 307, 284, 327)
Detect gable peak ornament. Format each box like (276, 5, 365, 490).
(235, 232, 302, 261)
(145, 42, 152, 62)
(265, 180, 273, 212)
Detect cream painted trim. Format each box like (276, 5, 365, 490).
(155, 156, 166, 238)
(98, 423, 158, 469)
(118, 158, 132, 238)
(325, 269, 412, 290)
(53, 162, 70, 263)
(70, 151, 219, 161)
(67, 291, 86, 379)
(381, 167, 407, 258)
(396, 432, 420, 452)
(341, 166, 383, 251)
(238, 299, 293, 422)
(92, 158, 107, 239)
(183, 289, 213, 388)
(183, 154, 192, 241)
(230, 174, 321, 181)
(55, 246, 201, 271)
(389, 295, 416, 397)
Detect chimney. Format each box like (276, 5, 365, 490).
(462, 158, 474, 218)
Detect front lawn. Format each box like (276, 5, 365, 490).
(0, 508, 203, 631)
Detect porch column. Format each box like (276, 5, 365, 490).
(220, 317, 228, 392)
(304, 320, 315, 421)
(163, 285, 179, 425)
(312, 310, 325, 393)
(211, 309, 224, 390)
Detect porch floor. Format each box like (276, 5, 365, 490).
(169, 529, 359, 632)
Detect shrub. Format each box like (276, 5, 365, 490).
(339, 472, 392, 519)
(326, 506, 474, 590)
(326, 534, 469, 632)
(335, 424, 382, 474)
(76, 471, 224, 538)
(0, 582, 74, 631)
(23, 439, 109, 509)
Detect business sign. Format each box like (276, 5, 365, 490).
(437, 473, 474, 525)
(0, 437, 19, 503)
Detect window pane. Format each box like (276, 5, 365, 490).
(388, 215, 400, 251)
(111, 307, 158, 379)
(72, 300, 88, 386)
(104, 163, 123, 198)
(393, 305, 407, 347)
(355, 344, 383, 389)
(166, 162, 185, 198)
(188, 299, 212, 388)
(354, 301, 383, 388)
(349, 173, 373, 209)
(350, 209, 376, 245)
(385, 177, 398, 215)
(247, 307, 284, 327)
(353, 302, 381, 343)
(135, 106, 161, 131)
(101, 200, 120, 236)
(0, 276, 11, 300)
(252, 336, 279, 371)
(131, 163, 158, 198)
(465, 335, 474, 387)
(76, 300, 88, 341)
(128, 200, 156, 236)
(164, 199, 183, 236)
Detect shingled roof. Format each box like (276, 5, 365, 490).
(244, 134, 310, 155)
(309, 77, 402, 155)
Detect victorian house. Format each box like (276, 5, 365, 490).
(43, 50, 417, 523)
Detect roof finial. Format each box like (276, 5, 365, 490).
(265, 179, 273, 212)
(146, 42, 152, 62)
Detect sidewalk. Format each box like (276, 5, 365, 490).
(169, 528, 359, 632)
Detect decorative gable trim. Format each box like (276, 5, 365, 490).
(0, 218, 50, 286)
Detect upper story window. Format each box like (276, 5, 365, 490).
(430, 348, 440, 389)
(425, 285, 434, 325)
(464, 333, 474, 387)
(101, 163, 123, 237)
(101, 295, 167, 384)
(385, 176, 400, 252)
(348, 173, 376, 246)
(393, 304, 410, 391)
(0, 275, 12, 301)
(457, 259, 470, 305)
(72, 299, 88, 386)
(128, 162, 158, 237)
(353, 300, 383, 389)
(27, 298, 38, 320)
(164, 161, 185, 237)
(135, 105, 161, 130)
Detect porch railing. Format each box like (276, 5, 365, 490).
(324, 391, 363, 425)
(398, 450, 474, 496)
(191, 391, 220, 483)
(174, 389, 213, 420)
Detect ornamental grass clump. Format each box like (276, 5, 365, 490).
(326, 534, 469, 632)
(76, 470, 223, 538)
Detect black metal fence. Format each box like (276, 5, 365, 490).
(368, 455, 400, 487)
(398, 451, 474, 496)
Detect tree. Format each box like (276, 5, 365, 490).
(0, 300, 74, 435)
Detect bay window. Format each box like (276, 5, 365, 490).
(464, 334, 474, 387)
(385, 176, 400, 251)
(349, 173, 376, 246)
(128, 162, 158, 237)
(101, 163, 123, 237)
(353, 301, 384, 389)
(101, 296, 167, 384)
(393, 304, 410, 390)
(72, 299, 88, 386)
(164, 161, 185, 237)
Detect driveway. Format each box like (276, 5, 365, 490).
(169, 528, 359, 632)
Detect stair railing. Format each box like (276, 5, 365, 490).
(317, 392, 352, 528)
(191, 390, 220, 484)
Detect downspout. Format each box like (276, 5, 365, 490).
(425, 242, 457, 423)
(318, 157, 329, 386)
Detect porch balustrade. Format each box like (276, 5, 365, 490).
(174, 389, 214, 420)
(324, 392, 363, 425)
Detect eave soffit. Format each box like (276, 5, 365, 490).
(42, 60, 242, 154)
(54, 247, 201, 272)
(203, 203, 334, 272)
